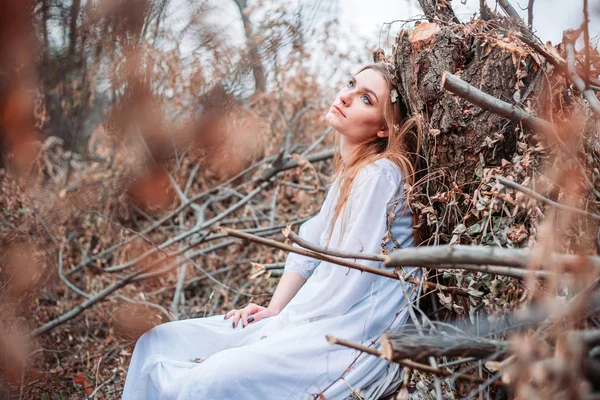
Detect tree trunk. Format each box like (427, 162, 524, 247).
(417, 0, 460, 23)
(396, 22, 548, 186)
(394, 20, 550, 242)
(68, 0, 81, 60)
(233, 0, 266, 93)
(41, 0, 49, 66)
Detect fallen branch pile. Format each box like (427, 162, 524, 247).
(1, 0, 600, 398)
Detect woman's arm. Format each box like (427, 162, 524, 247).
(267, 271, 307, 314)
(227, 209, 325, 327)
(226, 271, 307, 328)
(285, 164, 405, 318)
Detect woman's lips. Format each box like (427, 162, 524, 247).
(332, 105, 346, 117)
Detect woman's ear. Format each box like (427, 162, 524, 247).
(376, 126, 389, 138)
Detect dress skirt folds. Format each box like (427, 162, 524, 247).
(122, 158, 420, 400)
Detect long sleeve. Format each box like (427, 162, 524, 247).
(287, 161, 412, 319)
(283, 211, 325, 279)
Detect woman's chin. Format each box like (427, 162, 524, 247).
(325, 112, 342, 130)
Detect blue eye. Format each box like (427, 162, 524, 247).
(347, 80, 355, 89)
(361, 95, 371, 105)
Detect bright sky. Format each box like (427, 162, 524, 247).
(165, 0, 600, 94)
(341, 0, 600, 48)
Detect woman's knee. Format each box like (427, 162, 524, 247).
(206, 351, 258, 382)
(134, 321, 177, 354)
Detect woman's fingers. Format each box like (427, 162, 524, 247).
(232, 310, 242, 328)
(240, 310, 249, 327)
(248, 308, 273, 324)
(224, 309, 236, 320)
(249, 310, 264, 323)
(226, 304, 265, 328)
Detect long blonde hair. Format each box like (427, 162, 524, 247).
(327, 62, 423, 246)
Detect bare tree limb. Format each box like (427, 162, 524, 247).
(104, 180, 272, 272)
(497, 176, 600, 221)
(325, 335, 505, 386)
(428, 263, 550, 279)
(225, 228, 554, 279)
(512, 31, 600, 91)
(284, 226, 386, 262)
(527, 0, 535, 27)
(417, 0, 460, 24)
(380, 331, 508, 360)
(30, 220, 303, 338)
(497, 0, 522, 22)
(115, 294, 174, 322)
(479, 0, 491, 21)
(57, 247, 90, 299)
(442, 71, 600, 199)
(232, 0, 266, 93)
(384, 245, 600, 273)
(30, 270, 142, 337)
(221, 227, 399, 279)
(67, 145, 308, 275)
(441, 72, 554, 135)
(583, 0, 591, 91)
(300, 128, 333, 157)
(260, 148, 333, 181)
(284, 105, 315, 154)
(421, 280, 469, 297)
(128, 218, 311, 281)
(564, 30, 600, 116)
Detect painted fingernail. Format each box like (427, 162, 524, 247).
(247, 317, 254, 323)
(224, 315, 227, 320)
(232, 321, 235, 328)
(242, 323, 246, 329)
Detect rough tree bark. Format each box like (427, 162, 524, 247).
(394, 20, 549, 190)
(418, 0, 460, 24)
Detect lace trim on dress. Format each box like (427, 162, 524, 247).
(283, 257, 320, 280)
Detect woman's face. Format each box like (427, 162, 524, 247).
(326, 68, 389, 144)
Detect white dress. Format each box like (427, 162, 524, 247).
(122, 158, 420, 400)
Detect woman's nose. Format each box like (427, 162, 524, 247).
(339, 91, 351, 106)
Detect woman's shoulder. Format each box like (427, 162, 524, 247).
(358, 157, 403, 186)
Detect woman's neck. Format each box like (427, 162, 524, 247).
(339, 136, 359, 165)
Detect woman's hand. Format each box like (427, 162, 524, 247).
(224, 303, 278, 328)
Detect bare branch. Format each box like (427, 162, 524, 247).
(284, 226, 386, 262)
(564, 30, 600, 116)
(30, 270, 140, 338)
(384, 245, 600, 274)
(442, 71, 600, 199)
(100, 147, 334, 273)
(417, 0, 460, 24)
(221, 227, 399, 279)
(527, 0, 535, 27)
(497, 176, 600, 221)
(325, 335, 504, 386)
(497, 0, 522, 22)
(67, 147, 283, 274)
(225, 228, 553, 280)
(380, 331, 508, 360)
(441, 72, 554, 135)
(479, 0, 492, 21)
(421, 280, 470, 297)
(57, 247, 90, 299)
(104, 180, 272, 272)
(260, 148, 334, 181)
(583, 0, 591, 90)
(29, 220, 303, 338)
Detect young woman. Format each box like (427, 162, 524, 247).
(122, 62, 422, 400)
